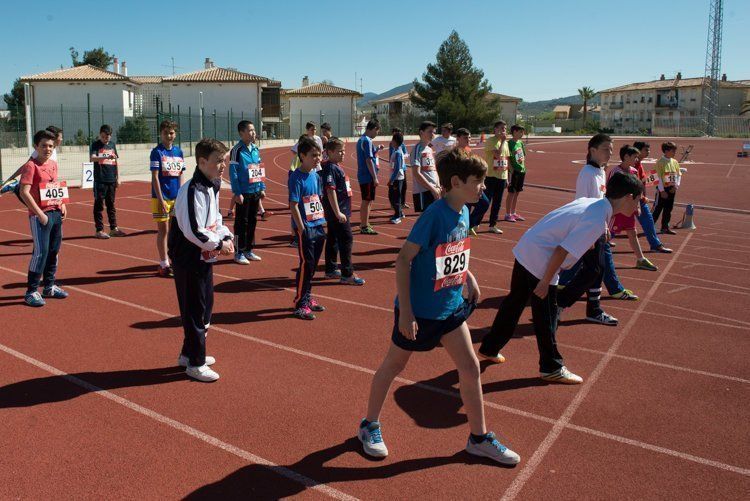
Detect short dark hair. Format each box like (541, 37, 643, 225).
(493, 120, 507, 129)
(588, 133, 612, 151)
(606, 171, 643, 201)
(437, 148, 487, 191)
(441, 122, 453, 131)
(320, 122, 332, 131)
(455, 128, 470, 138)
(45, 125, 63, 136)
(510, 124, 525, 134)
(391, 127, 402, 134)
(366, 119, 380, 131)
(662, 141, 677, 153)
(392, 132, 404, 147)
(237, 120, 253, 133)
(305, 121, 316, 130)
(160, 120, 178, 132)
(33, 129, 56, 146)
(419, 121, 436, 132)
(632, 141, 650, 151)
(324, 137, 344, 152)
(195, 138, 228, 161)
(297, 136, 321, 159)
(619, 144, 640, 161)
(100, 124, 112, 135)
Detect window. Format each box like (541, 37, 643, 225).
(641, 96, 645, 103)
(648, 97, 653, 103)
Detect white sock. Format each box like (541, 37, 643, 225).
(159, 259, 169, 268)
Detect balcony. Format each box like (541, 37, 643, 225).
(262, 104, 281, 118)
(609, 102, 624, 109)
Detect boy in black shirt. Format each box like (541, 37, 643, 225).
(321, 138, 365, 286)
(90, 124, 125, 238)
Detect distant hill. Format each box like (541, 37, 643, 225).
(519, 94, 601, 117)
(358, 83, 414, 108)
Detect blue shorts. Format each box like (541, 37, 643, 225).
(391, 299, 476, 352)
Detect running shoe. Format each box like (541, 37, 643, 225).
(158, 265, 174, 278)
(361, 225, 379, 235)
(585, 311, 619, 326)
(95, 231, 110, 239)
(651, 245, 673, 254)
(109, 227, 126, 237)
(178, 354, 215, 367)
(234, 252, 250, 265)
(540, 366, 583, 384)
(503, 214, 516, 222)
(390, 217, 402, 224)
(635, 258, 658, 271)
(478, 351, 506, 364)
(185, 364, 220, 382)
(465, 432, 521, 465)
(308, 298, 326, 312)
(0, 179, 19, 194)
(324, 270, 342, 279)
(489, 226, 503, 234)
(24, 291, 46, 307)
(294, 305, 315, 320)
(512, 213, 525, 222)
(358, 420, 388, 458)
(610, 289, 639, 300)
(42, 285, 68, 299)
(660, 228, 677, 235)
(244, 251, 262, 262)
(341, 275, 366, 286)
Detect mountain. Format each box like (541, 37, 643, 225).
(519, 94, 601, 117)
(358, 83, 414, 108)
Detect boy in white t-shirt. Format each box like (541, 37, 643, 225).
(479, 171, 643, 383)
(411, 121, 441, 212)
(431, 122, 456, 155)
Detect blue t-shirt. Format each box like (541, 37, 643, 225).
(321, 161, 352, 219)
(389, 143, 408, 161)
(150, 144, 186, 200)
(288, 169, 326, 231)
(389, 150, 405, 182)
(356, 134, 379, 184)
(396, 198, 470, 320)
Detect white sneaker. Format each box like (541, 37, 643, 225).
(186, 364, 220, 382)
(244, 251, 262, 262)
(234, 253, 250, 265)
(540, 366, 583, 384)
(466, 432, 520, 465)
(178, 354, 216, 367)
(489, 226, 503, 234)
(358, 419, 388, 458)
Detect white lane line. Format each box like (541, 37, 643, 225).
(0, 342, 358, 501)
(500, 234, 695, 500)
(3, 259, 747, 479)
(667, 285, 691, 294)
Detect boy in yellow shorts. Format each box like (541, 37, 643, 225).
(150, 120, 186, 277)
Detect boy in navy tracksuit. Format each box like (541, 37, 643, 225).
(387, 132, 406, 224)
(229, 120, 266, 264)
(168, 139, 234, 382)
(321, 137, 366, 286)
(289, 137, 327, 320)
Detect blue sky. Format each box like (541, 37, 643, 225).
(2, 0, 748, 104)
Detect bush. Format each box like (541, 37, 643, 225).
(67, 129, 89, 146)
(117, 115, 151, 144)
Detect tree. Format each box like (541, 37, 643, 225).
(578, 86, 597, 125)
(741, 97, 750, 116)
(70, 47, 115, 70)
(2, 78, 26, 132)
(411, 31, 500, 131)
(321, 79, 335, 86)
(117, 116, 151, 144)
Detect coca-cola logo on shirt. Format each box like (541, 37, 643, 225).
(442, 273, 466, 288)
(444, 240, 466, 255)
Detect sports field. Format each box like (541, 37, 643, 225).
(1, 137, 749, 499)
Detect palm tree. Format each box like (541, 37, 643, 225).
(578, 86, 597, 125)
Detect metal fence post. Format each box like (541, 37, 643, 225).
(188, 106, 192, 156)
(16, 103, 21, 146)
(60, 103, 64, 133)
(101, 104, 104, 129)
(87, 93, 92, 142)
(213, 110, 217, 138)
(177, 104, 181, 147)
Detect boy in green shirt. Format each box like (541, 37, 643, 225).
(504, 125, 526, 222)
(652, 141, 680, 235)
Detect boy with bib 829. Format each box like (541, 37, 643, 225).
(358, 148, 521, 466)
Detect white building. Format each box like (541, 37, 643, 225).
(284, 80, 362, 138)
(599, 73, 750, 133)
(21, 64, 139, 138)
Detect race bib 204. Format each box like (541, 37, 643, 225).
(303, 194, 324, 222)
(434, 238, 471, 291)
(39, 181, 69, 208)
(248, 163, 266, 184)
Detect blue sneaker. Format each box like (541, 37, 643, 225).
(24, 291, 46, 307)
(325, 270, 342, 279)
(358, 419, 388, 458)
(1, 179, 18, 195)
(42, 285, 69, 299)
(466, 432, 520, 465)
(244, 251, 262, 262)
(340, 275, 365, 286)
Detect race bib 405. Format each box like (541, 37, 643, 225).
(39, 182, 69, 208)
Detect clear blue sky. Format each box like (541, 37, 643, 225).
(2, 0, 748, 104)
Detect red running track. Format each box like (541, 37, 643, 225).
(1, 140, 749, 499)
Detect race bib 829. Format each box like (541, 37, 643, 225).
(434, 238, 471, 291)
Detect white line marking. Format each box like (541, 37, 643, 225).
(667, 285, 691, 294)
(2, 261, 746, 480)
(500, 234, 696, 500)
(0, 341, 358, 501)
(726, 158, 739, 178)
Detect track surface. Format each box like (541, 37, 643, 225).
(1, 138, 749, 499)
